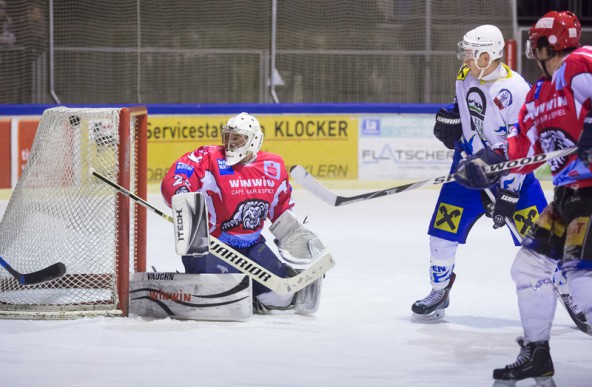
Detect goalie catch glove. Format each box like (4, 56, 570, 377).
(434, 108, 462, 150)
(269, 210, 327, 270)
(454, 147, 507, 189)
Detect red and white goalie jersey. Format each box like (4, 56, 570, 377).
(508, 46, 592, 187)
(162, 145, 294, 249)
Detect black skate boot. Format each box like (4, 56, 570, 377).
(411, 272, 456, 321)
(493, 337, 554, 381)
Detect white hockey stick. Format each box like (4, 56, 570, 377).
(291, 147, 577, 206)
(91, 169, 335, 296)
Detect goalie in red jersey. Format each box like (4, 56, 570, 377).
(162, 112, 325, 314)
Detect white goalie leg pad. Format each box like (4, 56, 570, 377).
(269, 210, 327, 269)
(129, 272, 252, 321)
(511, 248, 558, 342)
(171, 192, 210, 256)
(269, 211, 327, 314)
(295, 276, 323, 315)
(254, 291, 295, 315)
(429, 236, 458, 290)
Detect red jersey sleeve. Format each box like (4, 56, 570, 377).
(161, 146, 212, 207)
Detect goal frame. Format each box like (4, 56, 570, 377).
(0, 106, 148, 319)
(116, 106, 148, 316)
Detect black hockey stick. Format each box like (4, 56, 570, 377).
(291, 147, 577, 206)
(0, 256, 66, 285)
(90, 168, 335, 295)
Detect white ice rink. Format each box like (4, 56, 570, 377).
(0, 187, 590, 387)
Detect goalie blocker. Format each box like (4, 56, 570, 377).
(171, 192, 209, 256)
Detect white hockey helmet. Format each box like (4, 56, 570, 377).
(222, 112, 263, 166)
(457, 25, 505, 62)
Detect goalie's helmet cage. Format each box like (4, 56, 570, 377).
(222, 112, 263, 166)
(457, 24, 505, 62)
(527, 10, 581, 59)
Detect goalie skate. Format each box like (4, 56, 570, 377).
(411, 273, 455, 322)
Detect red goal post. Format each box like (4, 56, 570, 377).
(0, 106, 147, 319)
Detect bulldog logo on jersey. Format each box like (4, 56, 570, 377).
(221, 199, 269, 231)
(434, 203, 464, 233)
(466, 87, 487, 141)
(539, 129, 576, 172)
(513, 205, 540, 237)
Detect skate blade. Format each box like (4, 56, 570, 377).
(492, 376, 556, 387)
(411, 308, 446, 323)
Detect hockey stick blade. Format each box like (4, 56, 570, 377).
(0, 256, 66, 285)
(91, 169, 335, 295)
(291, 147, 577, 206)
(554, 285, 591, 335)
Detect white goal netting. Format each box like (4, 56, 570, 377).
(0, 107, 147, 319)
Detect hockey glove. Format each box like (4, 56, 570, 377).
(454, 147, 507, 189)
(577, 114, 592, 167)
(434, 108, 462, 150)
(492, 189, 519, 229)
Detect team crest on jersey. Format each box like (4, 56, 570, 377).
(221, 200, 269, 231)
(263, 161, 281, 180)
(466, 87, 487, 141)
(493, 89, 513, 110)
(512, 206, 539, 237)
(434, 203, 463, 233)
(539, 129, 576, 172)
(174, 162, 194, 177)
(217, 158, 235, 175)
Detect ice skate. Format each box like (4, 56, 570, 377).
(492, 376, 556, 387)
(493, 337, 554, 381)
(411, 273, 456, 322)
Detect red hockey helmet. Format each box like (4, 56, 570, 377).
(527, 11, 581, 59)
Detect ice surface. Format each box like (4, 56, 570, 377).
(0, 188, 590, 387)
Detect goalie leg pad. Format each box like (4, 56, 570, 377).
(129, 272, 252, 321)
(295, 276, 323, 315)
(171, 192, 210, 256)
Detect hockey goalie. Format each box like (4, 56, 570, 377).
(148, 112, 328, 319)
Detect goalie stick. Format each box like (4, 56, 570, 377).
(91, 169, 335, 296)
(291, 147, 578, 206)
(0, 256, 66, 285)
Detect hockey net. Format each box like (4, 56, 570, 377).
(0, 106, 147, 319)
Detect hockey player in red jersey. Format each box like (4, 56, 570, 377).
(454, 11, 592, 382)
(162, 112, 325, 314)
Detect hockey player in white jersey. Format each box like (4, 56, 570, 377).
(412, 25, 547, 320)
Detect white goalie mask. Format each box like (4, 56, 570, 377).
(457, 24, 505, 63)
(222, 112, 263, 166)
